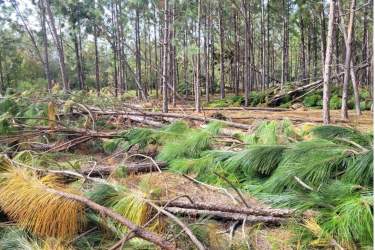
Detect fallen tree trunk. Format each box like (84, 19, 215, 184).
(165, 207, 285, 224)
(81, 161, 168, 176)
(140, 107, 289, 112)
(160, 200, 294, 218)
(86, 110, 251, 130)
(230, 115, 350, 124)
(268, 64, 368, 106)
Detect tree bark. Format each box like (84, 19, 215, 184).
(322, 0, 337, 124)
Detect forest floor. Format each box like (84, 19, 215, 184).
(0, 92, 372, 249)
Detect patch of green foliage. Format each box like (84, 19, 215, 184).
(207, 96, 244, 107)
(342, 150, 373, 186)
(303, 94, 321, 107)
(245, 120, 297, 145)
(0, 98, 19, 115)
(310, 125, 373, 147)
(249, 92, 266, 106)
(157, 122, 222, 162)
(169, 155, 214, 177)
(224, 145, 288, 178)
(102, 121, 192, 154)
(0, 113, 16, 135)
(260, 139, 350, 193)
(329, 95, 341, 109)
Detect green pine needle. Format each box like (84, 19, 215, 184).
(260, 139, 350, 193)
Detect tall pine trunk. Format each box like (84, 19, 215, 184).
(44, 0, 69, 91)
(40, 0, 52, 91)
(162, 0, 169, 113)
(219, 4, 225, 100)
(322, 0, 336, 124)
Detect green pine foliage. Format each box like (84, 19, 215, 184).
(260, 139, 350, 193)
(101, 121, 191, 154)
(223, 145, 287, 178)
(310, 125, 373, 147)
(342, 150, 373, 186)
(157, 122, 222, 163)
(247, 120, 297, 145)
(169, 155, 214, 177)
(322, 193, 373, 247)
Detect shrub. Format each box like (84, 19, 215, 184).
(330, 95, 341, 109)
(279, 102, 291, 108)
(303, 94, 321, 107)
(249, 92, 266, 106)
(0, 98, 18, 115)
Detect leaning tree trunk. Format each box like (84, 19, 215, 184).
(322, 0, 337, 124)
(340, 0, 357, 119)
(43, 0, 69, 91)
